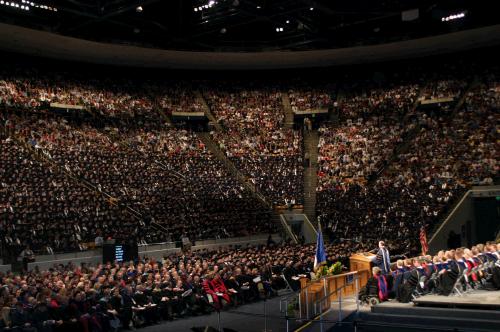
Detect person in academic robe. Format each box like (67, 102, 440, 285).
(397, 259, 426, 302)
(132, 284, 157, 326)
(117, 285, 134, 329)
(359, 267, 389, 302)
(375, 241, 391, 275)
(190, 275, 211, 315)
(11, 302, 37, 332)
(151, 283, 171, 321)
(390, 260, 406, 298)
(211, 272, 232, 306)
(485, 244, 500, 289)
(171, 279, 188, 317)
(202, 270, 229, 311)
(436, 251, 460, 296)
(223, 271, 243, 305)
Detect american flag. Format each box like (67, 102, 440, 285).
(420, 225, 429, 255)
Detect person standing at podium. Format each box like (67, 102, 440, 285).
(376, 241, 391, 274)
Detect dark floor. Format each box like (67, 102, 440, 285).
(139, 295, 303, 332)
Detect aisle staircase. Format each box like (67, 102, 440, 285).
(303, 130, 319, 223)
(198, 132, 271, 207)
(281, 92, 295, 128)
(195, 91, 223, 131)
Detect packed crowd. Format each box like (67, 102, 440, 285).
(0, 240, 371, 331)
(317, 72, 498, 253)
(338, 82, 419, 119)
(317, 115, 413, 190)
(0, 133, 138, 255)
(1, 109, 275, 256)
(0, 71, 210, 125)
(419, 78, 468, 101)
(158, 85, 205, 114)
(288, 88, 332, 112)
(0, 71, 155, 119)
(204, 85, 304, 206)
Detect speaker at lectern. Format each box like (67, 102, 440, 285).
(349, 252, 376, 272)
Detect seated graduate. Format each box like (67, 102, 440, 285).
(202, 268, 231, 310)
(426, 256, 443, 292)
(471, 246, 486, 283)
(485, 243, 500, 289)
(436, 251, 460, 296)
(132, 284, 158, 326)
(390, 260, 406, 298)
(397, 258, 426, 302)
(463, 248, 480, 287)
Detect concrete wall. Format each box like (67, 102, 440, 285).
(25, 234, 280, 272)
(428, 193, 475, 254)
(428, 186, 500, 253)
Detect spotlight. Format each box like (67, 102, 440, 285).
(220, 27, 227, 34)
(310, 7, 314, 11)
(286, 20, 290, 24)
(441, 12, 466, 22)
(136, 6, 143, 13)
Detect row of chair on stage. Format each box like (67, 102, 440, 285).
(359, 242, 500, 305)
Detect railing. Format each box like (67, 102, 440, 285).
(280, 214, 299, 244)
(298, 270, 369, 321)
(312, 275, 361, 331)
(277, 271, 366, 332)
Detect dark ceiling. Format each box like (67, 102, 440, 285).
(0, 0, 497, 51)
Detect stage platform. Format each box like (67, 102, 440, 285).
(413, 290, 500, 310)
(352, 290, 500, 332)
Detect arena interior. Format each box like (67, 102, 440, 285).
(0, 1, 499, 332)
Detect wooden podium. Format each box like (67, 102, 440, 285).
(349, 252, 376, 272)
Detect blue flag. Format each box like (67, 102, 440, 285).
(314, 226, 327, 271)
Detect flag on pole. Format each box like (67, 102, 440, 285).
(314, 223, 327, 271)
(420, 225, 429, 256)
